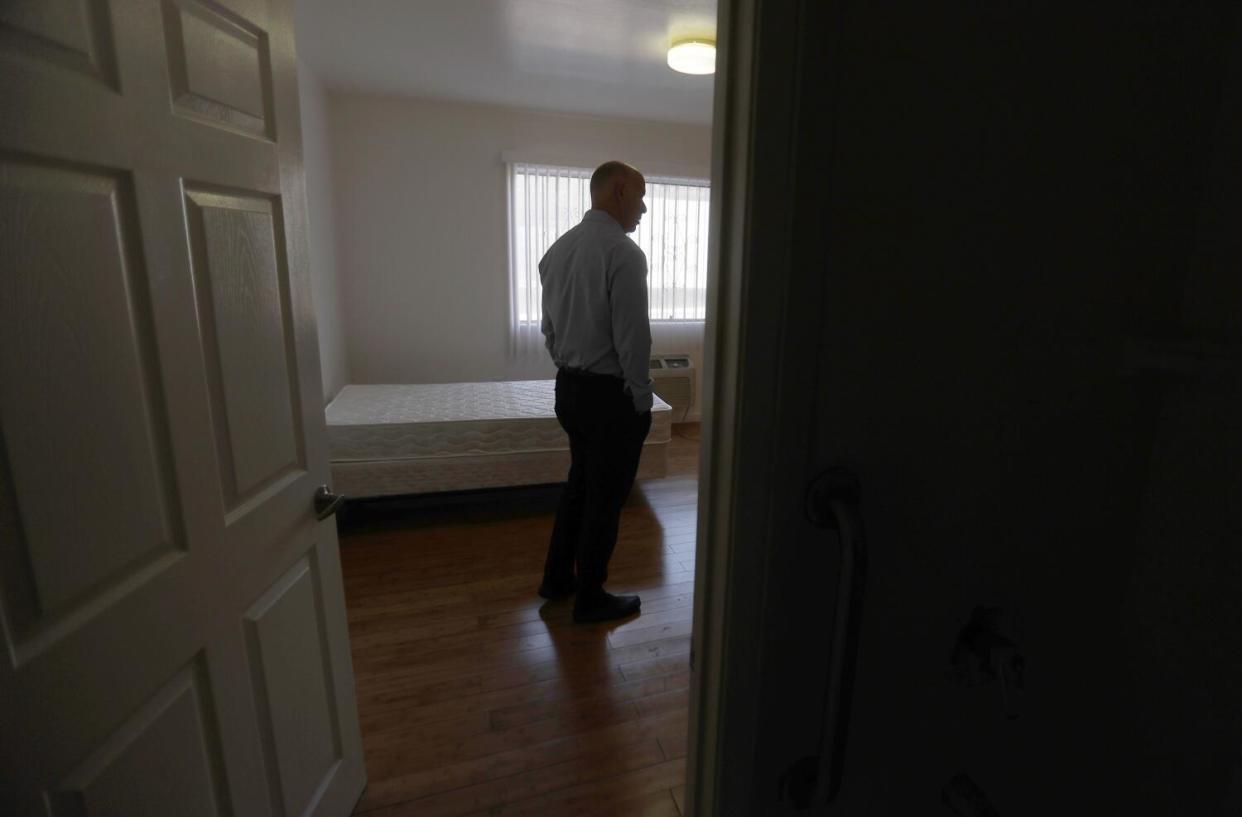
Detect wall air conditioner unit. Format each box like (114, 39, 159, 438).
(649, 354, 694, 423)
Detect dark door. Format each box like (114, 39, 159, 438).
(703, 2, 1242, 814)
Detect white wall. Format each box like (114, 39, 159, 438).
(297, 60, 349, 405)
(327, 93, 711, 419)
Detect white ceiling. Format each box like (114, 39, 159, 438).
(294, 0, 718, 125)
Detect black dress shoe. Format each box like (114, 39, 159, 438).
(537, 577, 577, 600)
(573, 591, 641, 623)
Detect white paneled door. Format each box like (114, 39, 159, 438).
(0, 1, 365, 814)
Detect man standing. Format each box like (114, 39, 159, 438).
(538, 161, 653, 623)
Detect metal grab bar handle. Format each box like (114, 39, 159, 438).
(805, 468, 869, 806)
(819, 495, 867, 804)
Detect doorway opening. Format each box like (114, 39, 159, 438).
(294, 1, 721, 812)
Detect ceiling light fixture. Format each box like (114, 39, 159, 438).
(667, 38, 716, 75)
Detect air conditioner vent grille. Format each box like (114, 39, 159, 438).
(649, 353, 694, 422)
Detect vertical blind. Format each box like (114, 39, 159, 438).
(507, 162, 710, 355)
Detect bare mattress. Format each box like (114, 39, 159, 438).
(325, 381, 672, 497)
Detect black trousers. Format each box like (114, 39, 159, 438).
(544, 368, 652, 593)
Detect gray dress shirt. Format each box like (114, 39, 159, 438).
(540, 209, 654, 412)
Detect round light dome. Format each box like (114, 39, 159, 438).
(667, 39, 716, 75)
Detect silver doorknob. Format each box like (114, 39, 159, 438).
(314, 484, 346, 520)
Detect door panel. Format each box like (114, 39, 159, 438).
(244, 552, 343, 817)
(0, 0, 364, 814)
(47, 656, 230, 817)
(163, 0, 275, 140)
(0, 156, 184, 654)
(0, 0, 121, 90)
(803, 5, 1240, 810)
(184, 185, 305, 512)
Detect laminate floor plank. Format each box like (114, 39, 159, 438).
(344, 426, 701, 815)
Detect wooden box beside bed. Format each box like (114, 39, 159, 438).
(325, 381, 672, 498)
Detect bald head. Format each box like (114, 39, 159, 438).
(589, 161, 647, 233)
(590, 161, 635, 196)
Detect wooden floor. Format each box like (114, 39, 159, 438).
(340, 425, 701, 816)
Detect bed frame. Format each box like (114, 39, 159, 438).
(325, 381, 671, 498)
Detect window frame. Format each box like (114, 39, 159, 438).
(506, 162, 712, 336)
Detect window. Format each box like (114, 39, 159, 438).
(507, 162, 711, 354)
